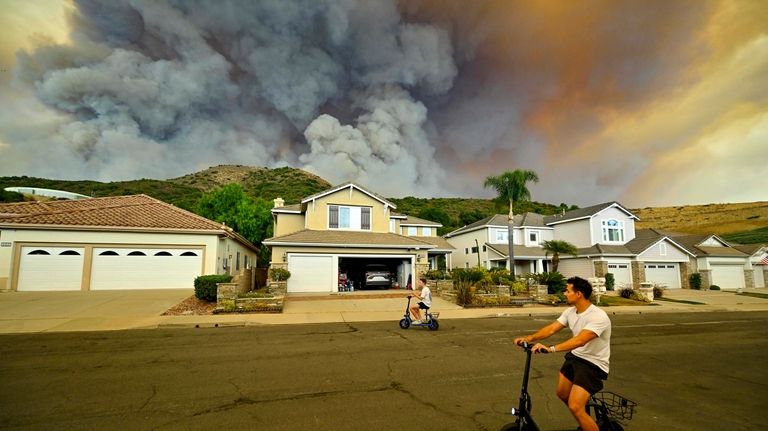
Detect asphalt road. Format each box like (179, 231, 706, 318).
(1, 311, 766, 431)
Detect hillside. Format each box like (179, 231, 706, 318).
(2, 165, 766, 243)
(632, 201, 768, 241)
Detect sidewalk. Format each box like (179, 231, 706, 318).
(1, 288, 767, 334)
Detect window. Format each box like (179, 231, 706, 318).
(659, 243, 667, 256)
(471, 246, 478, 253)
(59, 250, 81, 255)
(465, 248, 469, 254)
(328, 205, 370, 230)
(154, 251, 172, 256)
(482, 245, 486, 252)
(389, 219, 395, 233)
(407, 227, 418, 236)
(236, 252, 241, 270)
(529, 231, 539, 244)
(28, 249, 50, 255)
(601, 219, 625, 242)
(495, 230, 508, 242)
(181, 251, 198, 257)
(422, 227, 431, 236)
(99, 250, 119, 256)
(128, 251, 146, 256)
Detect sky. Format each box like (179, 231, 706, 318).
(0, 0, 766, 208)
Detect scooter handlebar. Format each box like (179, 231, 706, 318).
(519, 341, 549, 353)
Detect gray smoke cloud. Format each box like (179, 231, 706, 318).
(3, 0, 457, 197)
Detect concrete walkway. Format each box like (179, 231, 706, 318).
(1, 288, 767, 334)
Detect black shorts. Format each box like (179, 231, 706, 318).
(560, 352, 608, 395)
(417, 302, 429, 310)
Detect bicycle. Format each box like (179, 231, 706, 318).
(500, 342, 636, 431)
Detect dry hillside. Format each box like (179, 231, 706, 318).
(632, 201, 768, 235)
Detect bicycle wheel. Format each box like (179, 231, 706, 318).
(428, 319, 439, 331)
(398, 318, 410, 329)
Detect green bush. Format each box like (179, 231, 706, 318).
(424, 269, 448, 280)
(709, 285, 721, 291)
(488, 268, 511, 285)
(454, 281, 474, 306)
(604, 273, 615, 291)
(452, 267, 488, 284)
(618, 287, 633, 299)
(194, 274, 233, 302)
(269, 267, 291, 281)
(689, 273, 702, 290)
(534, 272, 567, 294)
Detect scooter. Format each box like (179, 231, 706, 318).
(500, 342, 635, 431)
(398, 296, 439, 331)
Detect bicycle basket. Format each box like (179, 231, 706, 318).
(430, 312, 440, 319)
(593, 391, 636, 421)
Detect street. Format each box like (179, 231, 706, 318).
(1, 311, 767, 430)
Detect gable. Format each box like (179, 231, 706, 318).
(303, 186, 391, 232)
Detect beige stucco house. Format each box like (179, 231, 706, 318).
(263, 182, 451, 293)
(0, 195, 258, 291)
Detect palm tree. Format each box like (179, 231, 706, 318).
(541, 240, 578, 273)
(483, 170, 539, 279)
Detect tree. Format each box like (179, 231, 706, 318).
(196, 184, 274, 267)
(483, 170, 539, 279)
(541, 240, 578, 273)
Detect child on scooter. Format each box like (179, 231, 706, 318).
(409, 277, 432, 323)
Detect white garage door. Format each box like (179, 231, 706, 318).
(91, 248, 202, 290)
(644, 263, 681, 289)
(710, 264, 745, 290)
(287, 255, 335, 293)
(607, 263, 632, 288)
(17, 246, 85, 291)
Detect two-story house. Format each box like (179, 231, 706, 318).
(445, 202, 758, 290)
(263, 183, 452, 293)
(443, 213, 552, 274)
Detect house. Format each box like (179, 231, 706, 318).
(443, 213, 552, 275)
(0, 195, 258, 291)
(737, 244, 768, 288)
(444, 201, 757, 290)
(263, 182, 451, 293)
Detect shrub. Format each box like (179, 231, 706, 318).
(194, 274, 233, 302)
(653, 286, 664, 298)
(424, 269, 448, 280)
(710, 285, 721, 290)
(534, 272, 567, 294)
(618, 287, 633, 299)
(454, 281, 474, 306)
(269, 267, 291, 281)
(488, 268, 511, 285)
(689, 273, 702, 290)
(452, 267, 488, 284)
(604, 273, 615, 291)
(509, 279, 528, 295)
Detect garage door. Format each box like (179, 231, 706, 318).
(17, 246, 85, 291)
(287, 255, 335, 293)
(644, 263, 680, 289)
(90, 248, 202, 290)
(710, 264, 745, 290)
(607, 263, 632, 288)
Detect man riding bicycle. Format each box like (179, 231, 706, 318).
(513, 276, 611, 431)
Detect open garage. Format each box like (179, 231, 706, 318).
(286, 254, 414, 293)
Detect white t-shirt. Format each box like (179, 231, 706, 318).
(419, 286, 432, 307)
(556, 304, 611, 373)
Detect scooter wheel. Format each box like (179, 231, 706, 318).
(398, 319, 410, 329)
(428, 319, 439, 331)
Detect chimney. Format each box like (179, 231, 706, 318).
(273, 197, 284, 208)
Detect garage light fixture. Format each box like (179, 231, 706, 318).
(283, 252, 287, 262)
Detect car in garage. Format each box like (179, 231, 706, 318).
(364, 264, 393, 289)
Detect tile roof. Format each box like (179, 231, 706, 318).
(0, 194, 227, 232)
(544, 201, 637, 224)
(484, 243, 550, 258)
(401, 215, 442, 227)
(576, 244, 635, 256)
(263, 229, 436, 249)
(414, 236, 454, 251)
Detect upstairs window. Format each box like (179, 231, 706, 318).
(528, 231, 539, 245)
(601, 219, 625, 242)
(494, 229, 508, 243)
(328, 205, 371, 230)
(407, 227, 418, 236)
(421, 227, 431, 236)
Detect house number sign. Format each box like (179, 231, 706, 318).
(0, 242, 11, 247)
